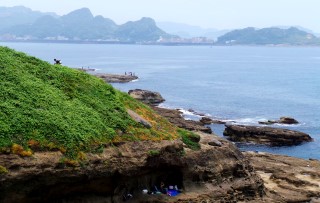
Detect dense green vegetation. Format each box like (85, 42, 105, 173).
(0, 47, 179, 158)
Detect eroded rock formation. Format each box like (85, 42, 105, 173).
(0, 134, 265, 203)
(244, 151, 320, 203)
(223, 124, 312, 146)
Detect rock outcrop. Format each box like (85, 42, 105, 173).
(259, 116, 299, 125)
(127, 109, 152, 128)
(223, 124, 312, 146)
(128, 89, 165, 106)
(244, 151, 320, 203)
(152, 107, 212, 134)
(0, 134, 265, 203)
(95, 73, 138, 83)
(200, 117, 227, 125)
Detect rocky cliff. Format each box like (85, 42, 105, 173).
(0, 133, 265, 203)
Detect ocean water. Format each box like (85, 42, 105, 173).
(2, 42, 320, 159)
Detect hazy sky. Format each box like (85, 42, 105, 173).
(1, 0, 320, 32)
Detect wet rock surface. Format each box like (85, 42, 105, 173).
(223, 124, 312, 146)
(0, 134, 265, 203)
(128, 89, 165, 106)
(244, 151, 320, 203)
(152, 107, 212, 134)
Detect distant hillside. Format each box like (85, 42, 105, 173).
(216, 27, 320, 45)
(0, 7, 174, 42)
(0, 6, 57, 30)
(157, 21, 229, 40)
(0, 46, 180, 157)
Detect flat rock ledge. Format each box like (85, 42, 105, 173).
(95, 73, 138, 83)
(244, 151, 320, 203)
(223, 124, 313, 146)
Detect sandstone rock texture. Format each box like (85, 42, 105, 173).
(244, 152, 320, 203)
(128, 89, 165, 106)
(95, 73, 138, 83)
(223, 124, 313, 146)
(0, 134, 265, 203)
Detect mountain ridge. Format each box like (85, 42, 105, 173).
(0, 6, 174, 42)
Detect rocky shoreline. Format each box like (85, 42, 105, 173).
(75, 67, 139, 83)
(95, 73, 138, 83)
(1, 74, 318, 202)
(123, 88, 320, 201)
(244, 151, 320, 203)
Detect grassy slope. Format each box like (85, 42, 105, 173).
(0, 46, 179, 157)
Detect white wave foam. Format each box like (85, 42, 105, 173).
(157, 103, 177, 109)
(178, 109, 196, 116)
(224, 117, 268, 125)
(273, 123, 304, 127)
(130, 79, 139, 82)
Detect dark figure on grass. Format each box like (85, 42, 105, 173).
(54, 59, 61, 65)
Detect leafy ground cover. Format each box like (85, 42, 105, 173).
(0, 46, 183, 158)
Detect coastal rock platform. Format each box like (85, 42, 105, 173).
(95, 73, 138, 83)
(244, 151, 320, 202)
(223, 124, 313, 146)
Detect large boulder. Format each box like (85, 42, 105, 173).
(128, 89, 165, 106)
(223, 124, 312, 146)
(279, 116, 299, 124)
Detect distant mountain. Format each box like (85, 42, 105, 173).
(0, 6, 57, 30)
(0, 7, 174, 42)
(216, 27, 320, 45)
(157, 21, 229, 40)
(116, 18, 172, 42)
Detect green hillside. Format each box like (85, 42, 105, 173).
(0, 47, 180, 158)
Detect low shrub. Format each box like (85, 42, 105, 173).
(178, 129, 201, 150)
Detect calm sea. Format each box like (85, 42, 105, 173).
(2, 42, 320, 159)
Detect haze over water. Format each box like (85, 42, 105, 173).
(2, 42, 320, 159)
